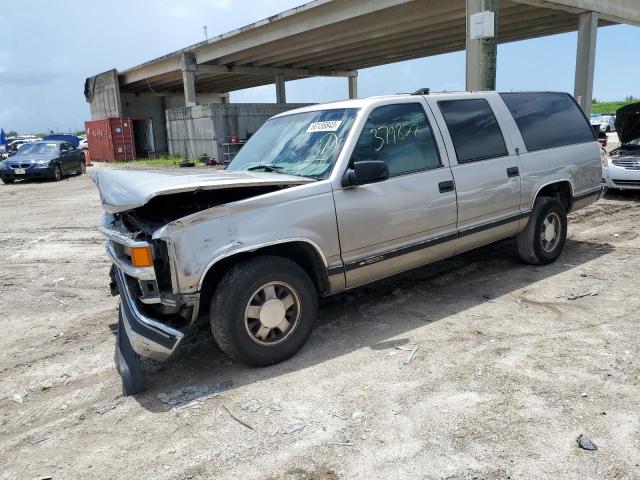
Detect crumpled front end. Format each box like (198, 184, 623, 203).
(100, 213, 198, 363)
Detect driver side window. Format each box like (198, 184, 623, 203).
(351, 103, 442, 176)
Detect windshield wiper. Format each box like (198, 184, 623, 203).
(246, 164, 284, 173)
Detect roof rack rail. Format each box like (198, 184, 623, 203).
(412, 88, 430, 95)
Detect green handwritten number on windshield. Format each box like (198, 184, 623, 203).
(317, 133, 338, 160)
(371, 128, 384, 152)
(370, 123, 422, 152)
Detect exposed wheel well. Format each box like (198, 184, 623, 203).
(536, 181, 572, 212)
(198, 242, 329, 315)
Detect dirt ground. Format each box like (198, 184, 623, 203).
(1, 169, 639, 480)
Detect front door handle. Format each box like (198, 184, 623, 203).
(507, 167, 519, 178)
(438, 180, 455, 193)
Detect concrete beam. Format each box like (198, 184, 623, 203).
(180, 53, 197, 107)
(348, 73, 358, 99)
(574, 11, 598, 116)
(275, 74, 286, 104)
(197, 64, 355, 78)
(511, 0, 640, 26)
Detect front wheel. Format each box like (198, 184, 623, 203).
(516, 197, 568, 265)
(210, 256, 317, 366)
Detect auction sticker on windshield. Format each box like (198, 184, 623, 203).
(307, 121, 342, 133)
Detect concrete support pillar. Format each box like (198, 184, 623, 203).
(465, 0, 498, 91)
(179, 53, 197, 107)
(275, 74, 286, 104)
(574, 11, 598, 116)
(348, 73, 358, 99)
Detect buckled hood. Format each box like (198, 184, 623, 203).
(615, 102, 640, 145)
(92, 168, 313, 213)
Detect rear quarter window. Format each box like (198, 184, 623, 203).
(438, 98, 508, 163)
(500, 92, 595, 151)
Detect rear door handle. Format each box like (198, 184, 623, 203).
(438, 180, 455, 193)
(507, 167, 519, 178)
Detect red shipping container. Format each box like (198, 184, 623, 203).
(85, 117, 154, 162)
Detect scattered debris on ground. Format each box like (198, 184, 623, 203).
(577, 434, 598, 451)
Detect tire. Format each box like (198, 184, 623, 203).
(77, 161, 86, 175)
(210, 255, 317, 367)
(53, 165, 62, 181)
(1, 178, 15, 184)
(516, 197, 568, 265)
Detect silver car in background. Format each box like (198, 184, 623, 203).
(602, 102, 640, 191)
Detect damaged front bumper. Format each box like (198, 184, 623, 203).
(114, 267, 185, 362)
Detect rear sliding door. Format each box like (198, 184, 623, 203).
(426, 94, 523, 252)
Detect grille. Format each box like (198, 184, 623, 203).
(613, 179, 640, 186)
(10, 163, 31, 168)
(612, 158, 640, 170)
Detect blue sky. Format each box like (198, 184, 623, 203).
(0, 0, 638, 134)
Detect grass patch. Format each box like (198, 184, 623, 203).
(99, 156, 188, 168)
(592, 101, 635, 115)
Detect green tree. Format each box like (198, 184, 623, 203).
(7, 131, 18, 137)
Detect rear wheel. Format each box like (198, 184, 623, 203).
(516, 197, 568, 265)
(53, 165, 62, 181)
(210, 256, 317, 366)
(1, 178, 15, 184)
(77, 161, 86, 175)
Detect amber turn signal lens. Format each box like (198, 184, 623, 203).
(130, 246, 153, 268)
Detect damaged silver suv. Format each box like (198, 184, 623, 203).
(95, 91, 602, 394)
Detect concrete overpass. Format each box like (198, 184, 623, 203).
(84, 0, 639, 155)
(115, 0, 638, 106)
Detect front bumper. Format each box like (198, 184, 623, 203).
(0, 164, 55, 180)
(602, 162, 640, 190)
(114, 266, 184, 362)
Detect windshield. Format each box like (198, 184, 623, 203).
(226, 108, 358, 179)
(18, 143, 58, 155)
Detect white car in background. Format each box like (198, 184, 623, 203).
(591, 114, 616, 133)
(78, 137, 88, 150)
(602, 103, 640, 191)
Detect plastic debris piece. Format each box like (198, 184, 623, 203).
(567, 290, 598, 300)
(403, 346, 419, 365)
(29, 436, 50, 445)
(577, 434, 598, 450)
(95, 405, 116, 415)
(222, 405, 254, 430)
(285, 423, 306, 434)
(240, 399, 262, 413)
(157, 380, 232, 406)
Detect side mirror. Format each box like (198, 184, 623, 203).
(342, 160, 389, 187)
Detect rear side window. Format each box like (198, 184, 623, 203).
(351, 103, 442, 176)
(438, 99, 508, 163)
(500, 92, 595, 151)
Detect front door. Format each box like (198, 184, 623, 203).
(427, 95, 522, 251)
(333, 101, 458, 288)
(59, 143, 72, 173)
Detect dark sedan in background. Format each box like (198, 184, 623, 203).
(0, 141, 85, 184)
